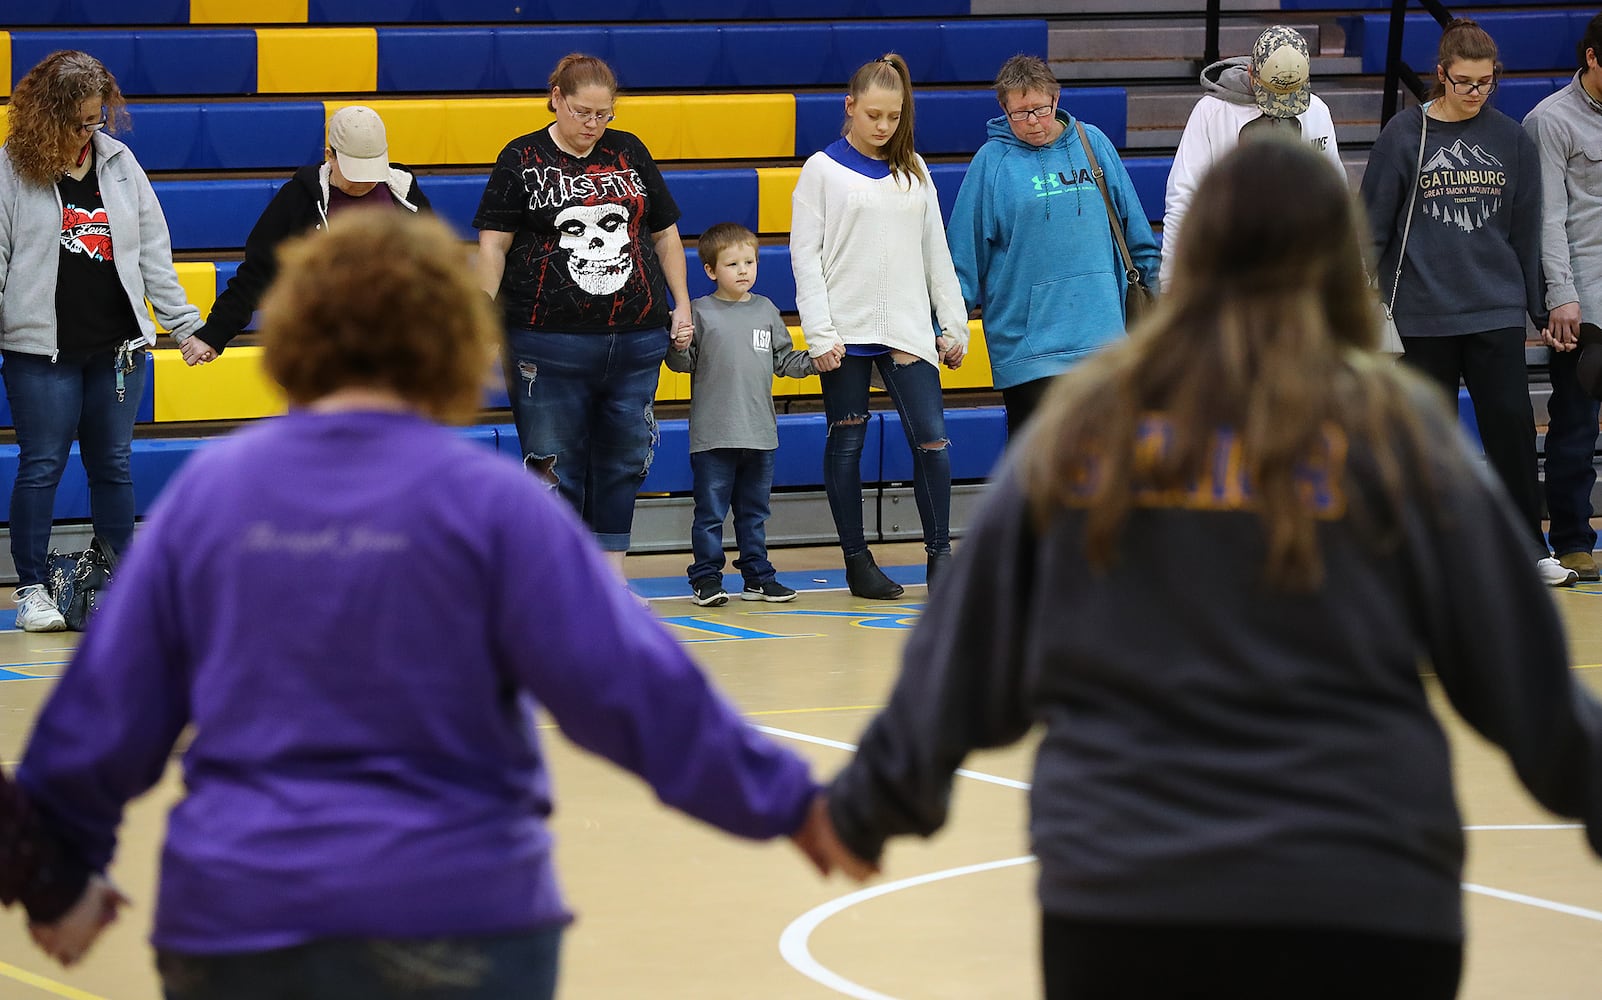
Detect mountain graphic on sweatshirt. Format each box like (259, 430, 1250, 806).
(1419, 139, 1506, 234)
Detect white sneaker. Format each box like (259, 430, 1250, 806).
(14, 584, 65, 632)
(1537, 557, 1580, 588)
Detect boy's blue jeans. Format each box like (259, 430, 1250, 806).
(503, 328, 666, 552)
(687, 447, 776, 586)
(157, 926, 563, 1000)
(2, 348, 145, 587)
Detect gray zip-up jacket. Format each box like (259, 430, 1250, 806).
(1524, 72, 1602, 322)
(0, 131, 200, 359)
(829, 390, 1602, 942)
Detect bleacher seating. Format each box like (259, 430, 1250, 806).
(1340, 11, 1592, 74)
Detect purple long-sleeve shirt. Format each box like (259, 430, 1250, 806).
(18, 409, 816, 954)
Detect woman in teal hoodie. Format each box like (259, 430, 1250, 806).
(948, 56, 1159, 434)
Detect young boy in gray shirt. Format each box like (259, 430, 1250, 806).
(667, 223, 819, 606)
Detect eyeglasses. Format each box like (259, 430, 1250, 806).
(1005, 103, 1056, 123)
(74, 118, 107, 134)
(562, 98, 615, 126)
(1446, 78, 1497, 96)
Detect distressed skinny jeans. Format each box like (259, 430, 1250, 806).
(820, 352, 950, 558)
(503, 328, 666, 552)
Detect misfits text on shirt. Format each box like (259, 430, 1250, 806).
(1419, 139, 1507, 234)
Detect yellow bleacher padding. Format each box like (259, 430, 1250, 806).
(772, 325, 821, 397)
(0, 32, 10, 99)
(939, 321, 993, 390)
(0, 107, 9, 144)
(756, 167, 801, 235)
(656, 364, 689, 403)
(148, 262, 218, 335)
(152, 346, 286, 422)
(323, 100, 448, 165)
(771, 322, 994, 397)
(679, 94, 793, 160)
(442, 99, 552, 164)
(192, 0, 307, 23)
(257, 29, 377, 94)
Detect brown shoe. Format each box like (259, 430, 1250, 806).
(1558, 551, 1601, 582)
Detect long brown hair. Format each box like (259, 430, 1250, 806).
(1429, 18, 1500, 101)
(6, 50, 129, 187)
(844, 53, 926, 186)
(1023, 139, 1441, 588)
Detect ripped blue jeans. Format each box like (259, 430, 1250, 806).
(821, 352, 950, 558)
(504, 328, 666, 552)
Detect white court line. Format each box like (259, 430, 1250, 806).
(762, 726, 1598, 999)
(752, 725, 1032, 791)
(777, 856, 1037, 1000)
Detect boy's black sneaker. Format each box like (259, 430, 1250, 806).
(690, 576, 728, 607)
(741, 580, 797, 603)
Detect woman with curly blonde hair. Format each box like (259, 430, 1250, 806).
(0, 50, 200, 631)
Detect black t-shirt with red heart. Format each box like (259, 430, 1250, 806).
(55, 164, 140, 361)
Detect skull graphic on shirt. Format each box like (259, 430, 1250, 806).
(554, 203, 633, 296)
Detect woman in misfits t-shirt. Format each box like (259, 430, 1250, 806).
(475, 54, 690, 577)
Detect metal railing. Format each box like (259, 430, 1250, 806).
(1381, 0, 1455, 126)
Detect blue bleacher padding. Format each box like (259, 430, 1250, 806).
(420, 175, 489, 239)
(215, 261, 241, 297)
(1123, 156, 1170, 226)
(880, 405, 1006, 481)
(306, 0, 968, 21)
(926, 161, 968, 223)
(611, 26, 724, 90)
(488, 423, 521, 461)
(669, 170, 759, 237)
(121, 102, 324, 172)
(1062, 88, 1128, 150)
(641, 420, 693, 493)
(156, 180, 280, 252)
(203, 103, 327, 170)
(378, 29, 497, 92)
(119, 105, 203, 173)
(940, 20, 1048, 82)
(832, 22, 944, 82)
(12, 31, 138, 89)
(685, 245, 796, 312)
(1341, 13, 1575, 74)
(722, 25, 835, 87)
(492, 27, 614, 91)
(0, 0, 186, 25)
(914, 92, 1002, 155)
(1491, 77, 1565, 123)
(134, 30, 256, 96)
(10, 30, 257, 96)
(773, 411, 883, 488)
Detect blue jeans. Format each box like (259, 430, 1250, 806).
(157, 926, 563, 1000)
(2, 348, 145, 586)
(503, 328, 666, 552)
(1544, 344, 1599, 556)
(820, 353, 950, 558)
(688, 448, 776, 585)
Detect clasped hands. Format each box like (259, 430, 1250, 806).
(789, 794, 879, 882)
(29, 875, 126, 967)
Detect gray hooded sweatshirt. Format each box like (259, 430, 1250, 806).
(0, 130, 200, 359)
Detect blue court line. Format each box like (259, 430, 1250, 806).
(629, 563, 927, 600)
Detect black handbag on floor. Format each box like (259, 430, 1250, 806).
(46, 536, 118, 632)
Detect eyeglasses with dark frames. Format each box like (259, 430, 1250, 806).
(1005, 103, 1056, 123)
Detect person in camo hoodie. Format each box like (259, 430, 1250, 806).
(1162, 25, 1344, 290)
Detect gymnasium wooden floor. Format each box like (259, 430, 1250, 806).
(1, 540, 1600, 999)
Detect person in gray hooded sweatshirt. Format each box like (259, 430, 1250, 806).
(1162, 25, 1343, 289)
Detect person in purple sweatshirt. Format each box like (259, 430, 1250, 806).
(16, 211, 834, 1000)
